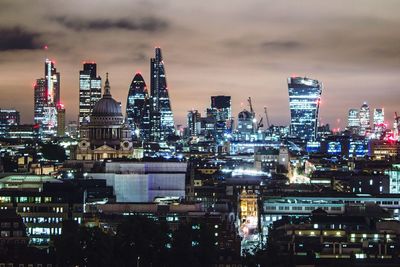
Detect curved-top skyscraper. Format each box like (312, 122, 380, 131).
(126, 72, 149, 138)
(288, 76, 322, 142)
(150, 47, 175, 141)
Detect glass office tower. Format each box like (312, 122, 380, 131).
(150, 47, 175, 141)
(126, 72, 148, 139)
(34, 59, 61, 135)
(79, 62, 102, 125)
(288, 77, 322, 141)
(359, 102, 370, 136)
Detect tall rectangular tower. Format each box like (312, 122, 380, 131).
(79, 62, 102, 125)
(347, 108, 360, 135)
(43, 59, 60, 134)
(288, 77, 322, 141)
(187, 110, 201, 136)
(359, 102, 371, 136)
(34, 59, 62, 136)
(34, 78, 46, 126)
(373, 108, 385, 135)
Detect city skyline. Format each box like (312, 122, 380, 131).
(1, 0, 400, 128)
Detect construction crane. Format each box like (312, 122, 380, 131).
(247, 97, 255, 117)
(264, 107, 271, 129)
(256, 117, 263, 131)
(247, 97, 256, 133)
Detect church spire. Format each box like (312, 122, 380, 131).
(104, 72, 111, 97)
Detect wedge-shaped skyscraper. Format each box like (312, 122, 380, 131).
(150, 47, 175, 142)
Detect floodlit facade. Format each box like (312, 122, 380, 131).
(56, 103, 65, 137)
(90, 161, 187, 202)
(79, 62, 102, 125)
(75, 74, 133, 160)
(288, 77, 322, 141)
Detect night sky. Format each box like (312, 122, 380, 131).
(1, 0, 400, 129)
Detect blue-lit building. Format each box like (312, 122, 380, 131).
(306, 141, 321, 153)
(150, 48, 175, 142)
(126, 72, 149, 139)
(288, 77, 322, 142)
(349, 138, 368, 158)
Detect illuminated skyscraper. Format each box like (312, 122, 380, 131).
(373, 108, 385, 135)
(45, 59, 60, 105)
(348, 109, 360, 128)
(359, 102, 370, 136)
(79, 62, 102, 125)
(126, 73, 148, 139)
(373, 108, 384, 127)
(288, 77, 322, 141)
(347, 108, 360, 134)
(34, 78, 46, 125)
(150, 48, 175, 142)
(34, 59, 61, 135)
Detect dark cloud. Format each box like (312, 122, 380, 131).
(260, 40, 303, 51)
(133, 52, 148, 62)
(0, 27, 43, 51)
(51, 16, 169, 32)
(0, 0, 399, 127)
(370, 46, 400, 59)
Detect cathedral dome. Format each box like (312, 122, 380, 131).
(91, 73, 122, 117)
(92, 97, 122, 116)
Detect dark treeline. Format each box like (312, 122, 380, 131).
(52, 216, 217, 267)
